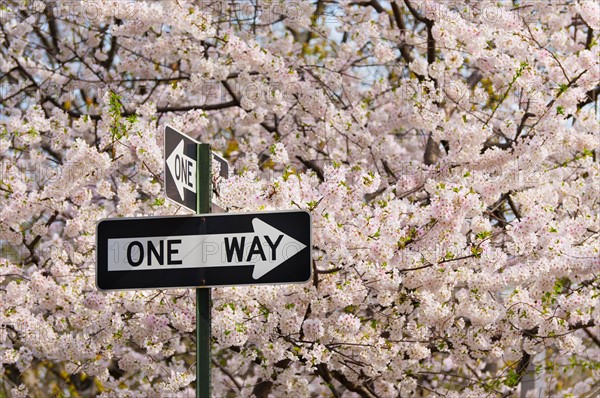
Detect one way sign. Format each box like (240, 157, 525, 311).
(96, 211, 311, 290)
(164, 126, 229, 212)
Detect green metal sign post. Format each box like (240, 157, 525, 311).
(196, 143, 211, 398)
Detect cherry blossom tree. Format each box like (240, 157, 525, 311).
(1, 0, 599, 396)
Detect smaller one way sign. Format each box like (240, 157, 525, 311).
(164, 125, 229, 212)
(96, 211, 311, 290)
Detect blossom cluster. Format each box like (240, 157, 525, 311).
(1, 0, 599, 397)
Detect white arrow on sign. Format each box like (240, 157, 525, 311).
(107, 218, 307, 279)
(166, 139, 197, 200)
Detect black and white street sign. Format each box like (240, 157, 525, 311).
(96, 211, 311, 290)
(164, 126, 229, 212)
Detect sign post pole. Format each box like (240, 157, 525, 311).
(196, 143, 211, 398)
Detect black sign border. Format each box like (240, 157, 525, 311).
(96, 211, 312, 290)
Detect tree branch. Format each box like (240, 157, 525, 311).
(315, 363, 342, 398)
(403, 0, 435, 65)
(296, 155, 325, 181)
(578, 85, 600, 110)
(583, 328, 600, 348)
(585, 27, 594, 50)
(391, 1, 414, 63)
(330, 369, 378, 398)
(211, 358, 242, 391)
